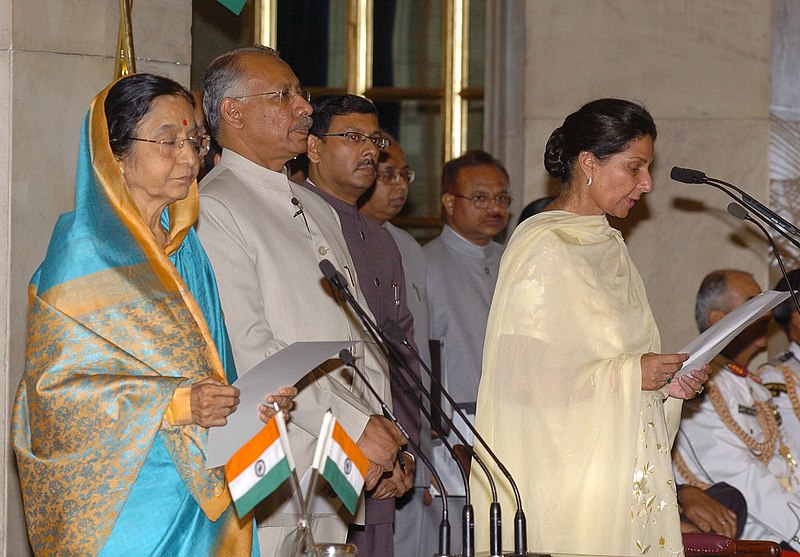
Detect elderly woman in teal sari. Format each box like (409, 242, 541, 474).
(12, 74, 295, 556)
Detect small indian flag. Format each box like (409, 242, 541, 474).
(312, 411, 369, 515)
(225, 411, 295, 517)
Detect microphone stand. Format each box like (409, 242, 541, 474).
(320, 260, 506, 557)
(338, 349, 455, 557)
(670, 166, 800, 251)
(381, 319, 540, 557)
(727, 202, 800, 317)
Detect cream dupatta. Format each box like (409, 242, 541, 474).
(471, 211, 683, 555)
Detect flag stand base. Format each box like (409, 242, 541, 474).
(310, 542, 358, 555)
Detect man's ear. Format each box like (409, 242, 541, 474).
(442, 192, 455, 219)
(220, 98, 243, 129)
(788, 310, 800, 341)
(306, 134, 322, 164)
(707, 308, 727, 328)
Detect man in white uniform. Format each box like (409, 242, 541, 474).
(759, 269, 800, 458)
(674, 269, 800, 547)
(197, 46, 404, 557)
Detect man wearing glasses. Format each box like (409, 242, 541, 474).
(196, 47, 403, 557)
(360, 135, 437, 557)
(305, 94, 422, 557)
(424, 150, 510, 553)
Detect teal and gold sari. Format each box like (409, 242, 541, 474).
(11, 82, 254, 556)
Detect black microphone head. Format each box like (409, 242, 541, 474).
(670, 166, 707, 184)
(339, 348, 355, 366)
(319, 259, 348, 292)
(319, 259, 338, 281)
(380, 318, 407, 343)
(727, 202, 749, 221)
(291, 197, 301, 207)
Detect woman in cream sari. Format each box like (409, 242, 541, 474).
(12, 74, 293, 556)
(471, 99, 709, 556)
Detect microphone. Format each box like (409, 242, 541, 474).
(727, 202, 800, 318)
(382, 318, 538, 557)
(291, 196, 304, 217)
(319, 258, 349, 293)
(671, 166, 800, 249)
(290, 196, 311, 233)
(319, 259, 497, 557)
(338, 349, 454, 557)
(321, 260, 469, 554)
(726, 202, 749, 221)
(669, 166, 706, 184)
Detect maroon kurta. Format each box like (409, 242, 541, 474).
(304, 181, 422, 542)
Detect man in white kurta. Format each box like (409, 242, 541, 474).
(197, 46, 402, 557)
(674, 269, 800, 547)
(424, 152, 510, 526)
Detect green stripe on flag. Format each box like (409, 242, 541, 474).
(322, 458, 360, 514)
(217, 0, 247, 16)
(232, 458, 292, 517)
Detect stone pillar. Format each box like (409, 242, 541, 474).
(484, 0, 527, 230)
(1, 1, 191, 553)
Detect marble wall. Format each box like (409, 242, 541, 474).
(1, 1, 191, 554)
(517, 0, 772, 353)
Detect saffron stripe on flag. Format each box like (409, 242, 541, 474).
(227, 433, 287, 500)
(312, 411, 369, 514)
(331, 421, 369, 477)
(226, 418, 280, 481)
(225, 414, 294, 518)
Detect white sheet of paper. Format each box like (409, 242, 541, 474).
(675, 289, 790, 378)
(205, 340, 356, 469)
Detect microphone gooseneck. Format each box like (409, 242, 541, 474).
(671, 166, 800, 250)
(319, 259, 468, 557)
(320, 260, 496, 510)
(338, 349, 454, 557)
(381, 318, 533, 556)
(727, 202, 800, 318)
(321, 260, 475, 556)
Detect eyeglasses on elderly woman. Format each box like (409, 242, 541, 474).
(127, 134, 212, 158)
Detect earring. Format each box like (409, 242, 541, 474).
(586, 176, 592, 186)
(119, 166, 125, 176)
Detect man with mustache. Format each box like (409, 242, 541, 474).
(674, 269, 800, 547)
(422, 150, 510, 554)
(304, 94, 422, 557)
(360, 134, 438, 557)
(197, 47, 403, 557)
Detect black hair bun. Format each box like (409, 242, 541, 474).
(544, 127, 567, 179)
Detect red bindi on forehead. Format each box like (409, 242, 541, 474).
(182, 119, 188, 126)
